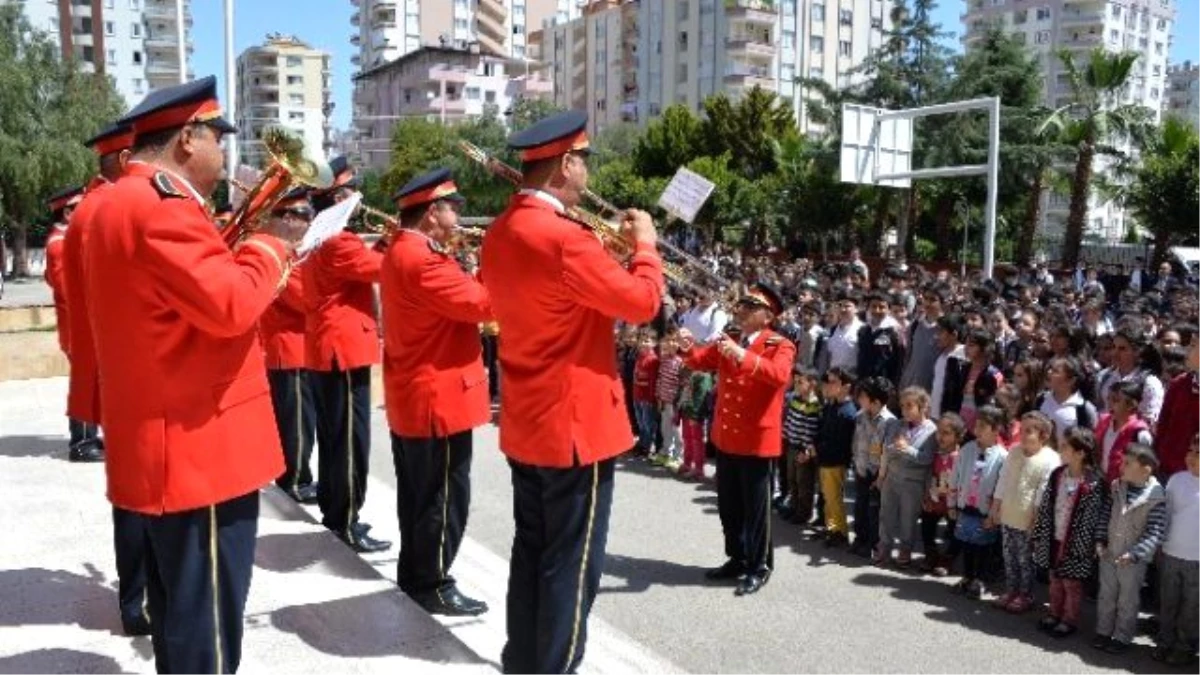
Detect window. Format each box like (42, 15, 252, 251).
(485, 90, 496, 103)
(1111, 4, 1121, 17)
(1150, 87, 1159, 99)
(132, 78, 143, 94)
(1155, 42, 1163, 54)
(130, 22, 141, 38)
(1139, 37, 1148, 48)
(465, 86, 480, 100)
(1152, 64, 1161, 76)
(132, 50, 142, 65)
(289, 93, 304, 105)
(1035, 30, 1050, 44)
(839, 8, 852, 24)
(104, 21, 114, 36)
(287, 75, 302, 85)
(288, 111, 304, 122)
(105, 0, 114, 7)
(810, 66, 824, 79)
(1013, 9, 1027, 24)
(810, 35, 824, 52)
(871, 16, 882, 29)
(285, 56, 301, 67)
(1035, 6, 1050, 20)
(839, 40, 851, 56)
(1109, 29, 1119, 42)
(782, 29, 795, 48)
(129, 0, 139, 8)
(514, 45, 525, 58)
(1156, 18, 1167, 30)
(781, 64, 794, 80)
(454, 18, 468, 31)
(1011, 31, 1026, 44)
(513, 24, 524, 34)
(812, 3, 825, 21)
(106, 48, 116, 65)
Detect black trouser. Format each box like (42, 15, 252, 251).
(268, 368, 316, 494)
(716, 451, 773, 575)
(391, 431, 473, 596)
(502, 457, 614, 675)
(853, 469, 881, 550)
(482, 335, 499, 400)
(920, 510, 959, 560)
(112, 506, 150, 628)
(144, 491, 258, 674)
(961, 542, 988, 580)
(68, 418, 101, 451)
(312, 364, 372, 538)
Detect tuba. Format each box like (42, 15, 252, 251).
(223, 126, 334, 247)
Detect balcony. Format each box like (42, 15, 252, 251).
(724, 66, 775, 90)
(351, 11, 360, 26)
(426, 96, 468, 114)
(144, 34, 177, 49)
(146, 62, 181, 76)
(1061, 32, 1103, 49)
(247, 58, 277, 73)
(725, 0, 776, 26)
(73, 33, 93, 47)
(351, 33, 361, 45)
(477, 31, 505, 57)
(477, 0, 507, 23)
(726, 36, 775, 58)
(351, 54, 361, 65)
(1060, 8, 1103, 27)
(144, 3, 191, 23)
(252, 77, 280, 90)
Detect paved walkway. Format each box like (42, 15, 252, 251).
(0, 278, 51, 309)
(0, 378, 675, 674)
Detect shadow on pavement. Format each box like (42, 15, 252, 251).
(601, 553, 711, 594)
(269, 589, 487, 664)
(255, 532, 382, 581)
(851, 571, 1176, 675)
(0, 648, 129, 674)
(0, 567, 121, 634)
(0, 435, 69, 461)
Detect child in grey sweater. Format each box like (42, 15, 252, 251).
(876, 386, 938, 567)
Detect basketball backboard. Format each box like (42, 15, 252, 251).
(839, 104, 913, 188)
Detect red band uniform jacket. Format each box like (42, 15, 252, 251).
(682, 330, 796, 458)
(380, 230, 493, 438)
(480, 193, 663, 467)
(63, 177, 115, 423)
(44, 223, 70, 354)
(84, 163, 288, 514)
(303, 231, 383, 371)
(260, 270, 308, 369)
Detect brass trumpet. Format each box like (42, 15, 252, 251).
(355, 203, 400, 242)
(456, 141, 689, 284)
(223, 126, 332, 247)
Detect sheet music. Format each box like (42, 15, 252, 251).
(657, 167, 716, 224)
(297, 192, 361, 259)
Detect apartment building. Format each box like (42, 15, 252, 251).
(351, 44, 552, 170)
(235, 34, 333, 168)
(545, 0, 887, 136)
(14, 0, 193, 107)
(349, 0, 565, 75)
(1165, 61, 1199, 131)
(962, 0, 1176, 242)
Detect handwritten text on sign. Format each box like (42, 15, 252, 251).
(657, 167, 716, 224)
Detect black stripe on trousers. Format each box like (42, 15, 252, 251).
(312, 364, 372, 537)
(391, 430, 473, 596)
(502, 457, 614, 675)
(715, 451, 774, 574)
(267, 368, 316, 492)
(144, 491, 258, 674)
(112, 506, 151, 626)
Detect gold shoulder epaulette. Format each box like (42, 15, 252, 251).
(151, 172, 187, 199)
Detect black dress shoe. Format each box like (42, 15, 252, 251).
(69, 445, 105, 463)
(122, 615, 152, 637)
(288, 483, 319, 504)
(413, 587, 489, 617)
(704, 559, 744, 581)
(340, 525, 392, 553)
(735, 572, 769, 596)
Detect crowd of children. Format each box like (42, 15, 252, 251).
(616, 254, 1200, 665)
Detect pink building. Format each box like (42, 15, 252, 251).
(351, 44, 552, 171)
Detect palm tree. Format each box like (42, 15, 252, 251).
(1120, 116, 1200, 264)
(1039, 48, 1151, 269)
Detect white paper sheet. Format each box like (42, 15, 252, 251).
(297, 192, 361, 259)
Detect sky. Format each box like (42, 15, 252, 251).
(191, 0, 1200, 132)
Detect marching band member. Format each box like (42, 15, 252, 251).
(481, 111, 663, 673)
(679, 282, 796, 596)
(382, 168, 492, 616)
(84, 76, 302, 672)
(43, 184, 97, 462)
(262, 188, 318, 504)
(63, 120, 154, 637)
(303, 156, 391, 553)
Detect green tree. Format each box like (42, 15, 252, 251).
(1040, 48, 1152, 269)
(686, 153, 770, 249)
(0, 4, 124, 277)
(1121, 117, 1199, 264)
(506, 97, 564, 134)
(632, 104, 703, 177)
(589, 157, 664, 213)
(381, 118, 455, 199)
(699, 88, 797, 179)
(589, 122, 643, 169)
